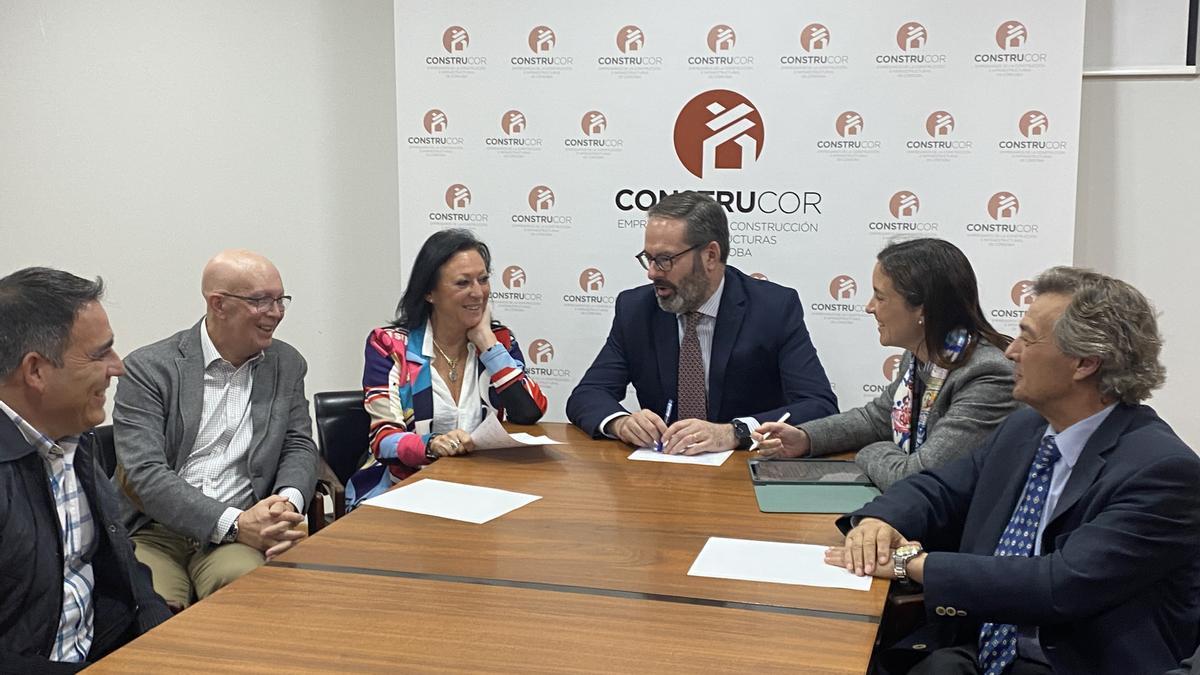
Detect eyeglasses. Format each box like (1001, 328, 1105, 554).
(635, 244, 701, 272)
(220, 292, 292, 313)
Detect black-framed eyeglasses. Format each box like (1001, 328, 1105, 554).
(219, 292, 292, 313)
(635, 244, 701, 272)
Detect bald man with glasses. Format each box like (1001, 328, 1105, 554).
(112, 249, 317, 608)
(567, 191, 837, 454)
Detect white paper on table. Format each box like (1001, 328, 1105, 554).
(508, 432, 562, 445)
(687, 537, 872, 591)
(627, 448, 734, 466)
(469, 413, 563, 450)
(361, 478, 541, 524)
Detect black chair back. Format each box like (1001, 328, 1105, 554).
(313, 390, 371, 486)
(94, 424, 117, 479)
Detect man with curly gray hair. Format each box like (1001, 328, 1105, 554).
(833, 265, 1200, 675)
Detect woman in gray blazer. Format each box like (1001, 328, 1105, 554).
(755, 238, 1019, 490)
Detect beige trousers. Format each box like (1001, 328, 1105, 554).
(131, 521, 264, 607)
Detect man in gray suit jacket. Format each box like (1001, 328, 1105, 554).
(113, 250, 317, 608)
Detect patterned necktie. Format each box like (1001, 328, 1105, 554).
(677, 311, 707, 420)
(977, 434, 1061, 675)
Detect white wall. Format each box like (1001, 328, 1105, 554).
(1076, 75, 1200, 447)
(0, 1, 401, 410)
(3, 2, 1197, 448)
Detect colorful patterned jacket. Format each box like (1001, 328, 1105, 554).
(346, 321, 546, 507)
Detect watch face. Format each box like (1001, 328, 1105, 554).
(896, 543, 921, 557)
(731, 421, 752, 448)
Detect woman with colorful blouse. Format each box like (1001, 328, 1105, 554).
(345, 229, 546, 508)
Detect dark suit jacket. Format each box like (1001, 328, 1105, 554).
(840, 405, 1200, 674)
(113, 321, 318, 542)
(0, 415, 170, 673)
(566, 265, 837, 436)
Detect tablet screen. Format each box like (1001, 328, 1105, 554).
(750, 459, 872, 485)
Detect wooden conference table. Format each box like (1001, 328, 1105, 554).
(94, 423, 887, 673)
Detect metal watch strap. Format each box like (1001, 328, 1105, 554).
(893, 544, 922, 583)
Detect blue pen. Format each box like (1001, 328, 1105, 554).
(656, 399, 674, 452)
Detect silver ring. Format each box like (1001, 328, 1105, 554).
(449, 439, 461, 450)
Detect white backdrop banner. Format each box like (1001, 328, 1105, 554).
(394, 1, 1086, 421)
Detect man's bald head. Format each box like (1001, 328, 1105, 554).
(201, 250, 287, 366)
(201, 249, 281, 297)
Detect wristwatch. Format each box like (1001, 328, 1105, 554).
(892, 543, 923, 583)
(425, 435, 440, 463)
(730, 419, 753, 450)
(221, 519, 239, 545)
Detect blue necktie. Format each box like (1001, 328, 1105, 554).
(977, 434, 1061, 675)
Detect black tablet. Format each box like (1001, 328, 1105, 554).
(748, 458, 873, 485)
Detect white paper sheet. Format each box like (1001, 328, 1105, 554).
(361, 478, 541, 524)
(687, 537, 872, 591)
(470, 413, 563, 450)
(627, 448, 734, 466)
(508, 432, 561, 445)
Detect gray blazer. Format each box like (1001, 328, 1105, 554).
(112, 321, 318, 542)
(800, 340, 1018, 491)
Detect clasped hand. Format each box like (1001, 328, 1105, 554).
(609, 410, 735, 454)
(236, 494, 306, 559)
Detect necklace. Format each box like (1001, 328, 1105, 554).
(432, 339, 467, 382)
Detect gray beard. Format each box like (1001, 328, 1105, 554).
(656, 265, 710, 314)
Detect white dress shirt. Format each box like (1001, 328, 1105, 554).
(183, 320, 303, 544)
(424, 324, 484, 435)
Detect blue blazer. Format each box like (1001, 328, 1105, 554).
(566, 265, 837, 436)
(841, 404, 1200, 674)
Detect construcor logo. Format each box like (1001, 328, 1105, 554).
(442, 26, 470, 53)
(750, 272, 769, 281)
(528, 185, 555, 212)
(883, 354, 904, 382)
(889, 191, 920, 218)
(1011, 280, 1036, 307)
(988, 192, 1020, 220)
(444, 184, 471, 210)
(829, 275, 857, 300)
(925, 111, 954, 137)
(836, 111, 864, 137)
(896, 22, 928, 51)
(528, 25, 556, 53)
(800, 23, 830, 52)
(581, 111, 607, 136)
(502, 266, 527, 289)
(617, 25, 645, 53)
(995, 20, 1028, 50)
(423, 109, 448, 134)
(579, 268, 605, 292)
(1019, 110, 1048, 137)
(501, 110, 527, 135)
(673, 89, 764, 179)
(528, 339, 555, 364)
(707, 24, 737, 53)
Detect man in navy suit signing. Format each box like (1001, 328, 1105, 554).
(566, 190, 837, 454)
(831, 266, 1200, 674)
